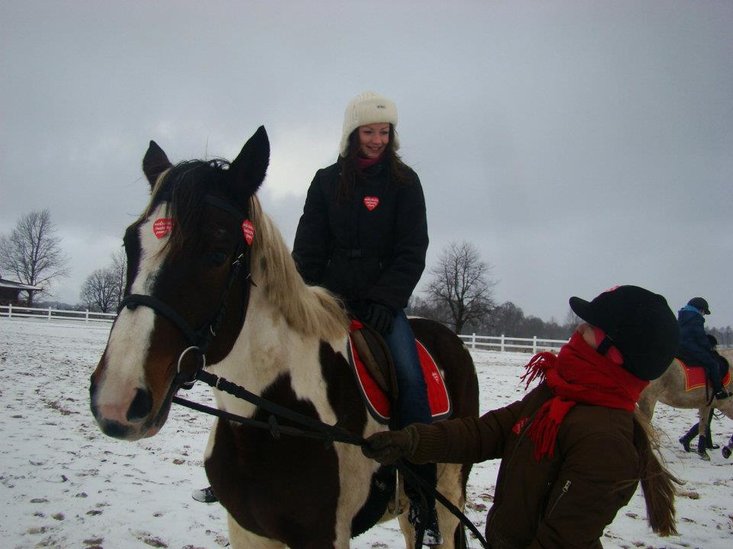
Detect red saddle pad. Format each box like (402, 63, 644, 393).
(347, 333, 452, 425)
(680, 360, 732, 392)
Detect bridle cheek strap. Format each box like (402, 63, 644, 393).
(119, 293, 199, 346)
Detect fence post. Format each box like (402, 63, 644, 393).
(500, 334, 505, 353)
(86, 310, 90, 322)
(471, 333, 476, 349)
(533, 336, 537, 354)
(48, 306, 52, 321)
(8, 303, 12, 318)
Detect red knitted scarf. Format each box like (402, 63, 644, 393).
(520, 332, 648, 461)
(357, 153, 383, 170)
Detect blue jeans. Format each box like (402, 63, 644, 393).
(384, 310, 431, 428)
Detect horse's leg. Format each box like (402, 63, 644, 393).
(435, 463, 464, 549)
(637, 392, 656, 422)
(227, 514, 286, 549)
(695, 408, 711, 461)
(705, 407, 718, 449)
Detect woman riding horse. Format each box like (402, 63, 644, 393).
(293, 91, 440, 544)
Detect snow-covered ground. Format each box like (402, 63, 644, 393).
(1, 318, 730, 548)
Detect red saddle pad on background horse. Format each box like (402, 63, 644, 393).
(347, 328, 452, 425)
(679, 359, 731, 392)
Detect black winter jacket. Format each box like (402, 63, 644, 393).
(292, 158, 428, 312)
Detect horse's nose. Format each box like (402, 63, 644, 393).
(127, 387, 153, 421)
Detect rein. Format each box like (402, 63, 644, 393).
(174, 369, 489, 549)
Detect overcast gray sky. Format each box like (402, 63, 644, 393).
(2, 1, 732, 328)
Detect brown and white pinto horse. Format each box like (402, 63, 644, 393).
(89, 127, 480, 548)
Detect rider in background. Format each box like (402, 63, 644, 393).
(362, 285, 681, 547)
(678, 334, 729, 452)
(677, 297, 730, 400)
(292, 91, 440, 544)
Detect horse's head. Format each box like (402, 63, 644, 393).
(90, 127, 270, 440)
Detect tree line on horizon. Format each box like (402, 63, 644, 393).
(2, 209, 732, 346)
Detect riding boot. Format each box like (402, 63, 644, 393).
(407, 503, 442, 547)
(697, 435, 710, 461)
(404, 462, 442, 547)
(679, 424, 697, 452)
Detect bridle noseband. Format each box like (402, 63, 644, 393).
(118, 194, 253, 389)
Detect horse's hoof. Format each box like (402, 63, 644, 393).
(191, 486, 218, 503)
(708, 443, 720, 450)
(679, 437, 692, 452)
(697, 451, 711, 461)
(723, 446, 731, 459)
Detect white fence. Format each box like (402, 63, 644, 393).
(0, 304, 567, 353)
(0, 304, 116, 324)
(458, 333, 566, 354)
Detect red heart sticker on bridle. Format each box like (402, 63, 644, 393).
(242, 219, 255, 245)
(363, 196, 379, 211)
(153, 218, 174, 239)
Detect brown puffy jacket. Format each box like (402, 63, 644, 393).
(412, 383, 640, 548)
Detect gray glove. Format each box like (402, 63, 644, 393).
(362, 426, 419, 465)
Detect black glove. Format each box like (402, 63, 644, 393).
(363, 302, 394, 335)
(362, 426, 418, 465)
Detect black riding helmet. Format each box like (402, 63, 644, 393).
(569, 285, 679, 381)
(687, 297, 711, 315)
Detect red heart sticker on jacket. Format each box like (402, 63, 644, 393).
(153, 218, 174, 239)
(242, 219, 255, 245)
(363, 196, 379, 211)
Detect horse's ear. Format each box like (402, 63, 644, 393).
(229, 126, 270, 204)
(142, 140, 173, 189)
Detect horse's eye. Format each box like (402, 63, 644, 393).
(207, 251, 228, 267)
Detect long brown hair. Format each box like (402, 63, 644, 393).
(632, 410, 681, 536)
(337, 125, 414, 200)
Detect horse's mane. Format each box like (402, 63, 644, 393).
(142, 160, 348, 342)
(248, 196, 349, 341)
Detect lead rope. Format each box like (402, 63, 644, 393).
(174, 369, 489, 549)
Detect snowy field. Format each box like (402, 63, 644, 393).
(1, 318, 731, 549)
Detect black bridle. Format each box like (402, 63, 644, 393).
(118, 194, 253, 389)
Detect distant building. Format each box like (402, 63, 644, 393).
(0, 278, 42, 305)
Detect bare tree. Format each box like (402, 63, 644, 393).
(81, 250, 127, 312)
(425, 240, 496, 333)
(80, 268, 119, 313)
(489, 301, 526, 336)
(110, 249, 127, 309)
(0, 209, 68, 305)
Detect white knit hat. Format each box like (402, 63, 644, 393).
(339, 91, 400, 157)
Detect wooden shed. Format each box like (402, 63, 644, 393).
(0, 278, 42, 305)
